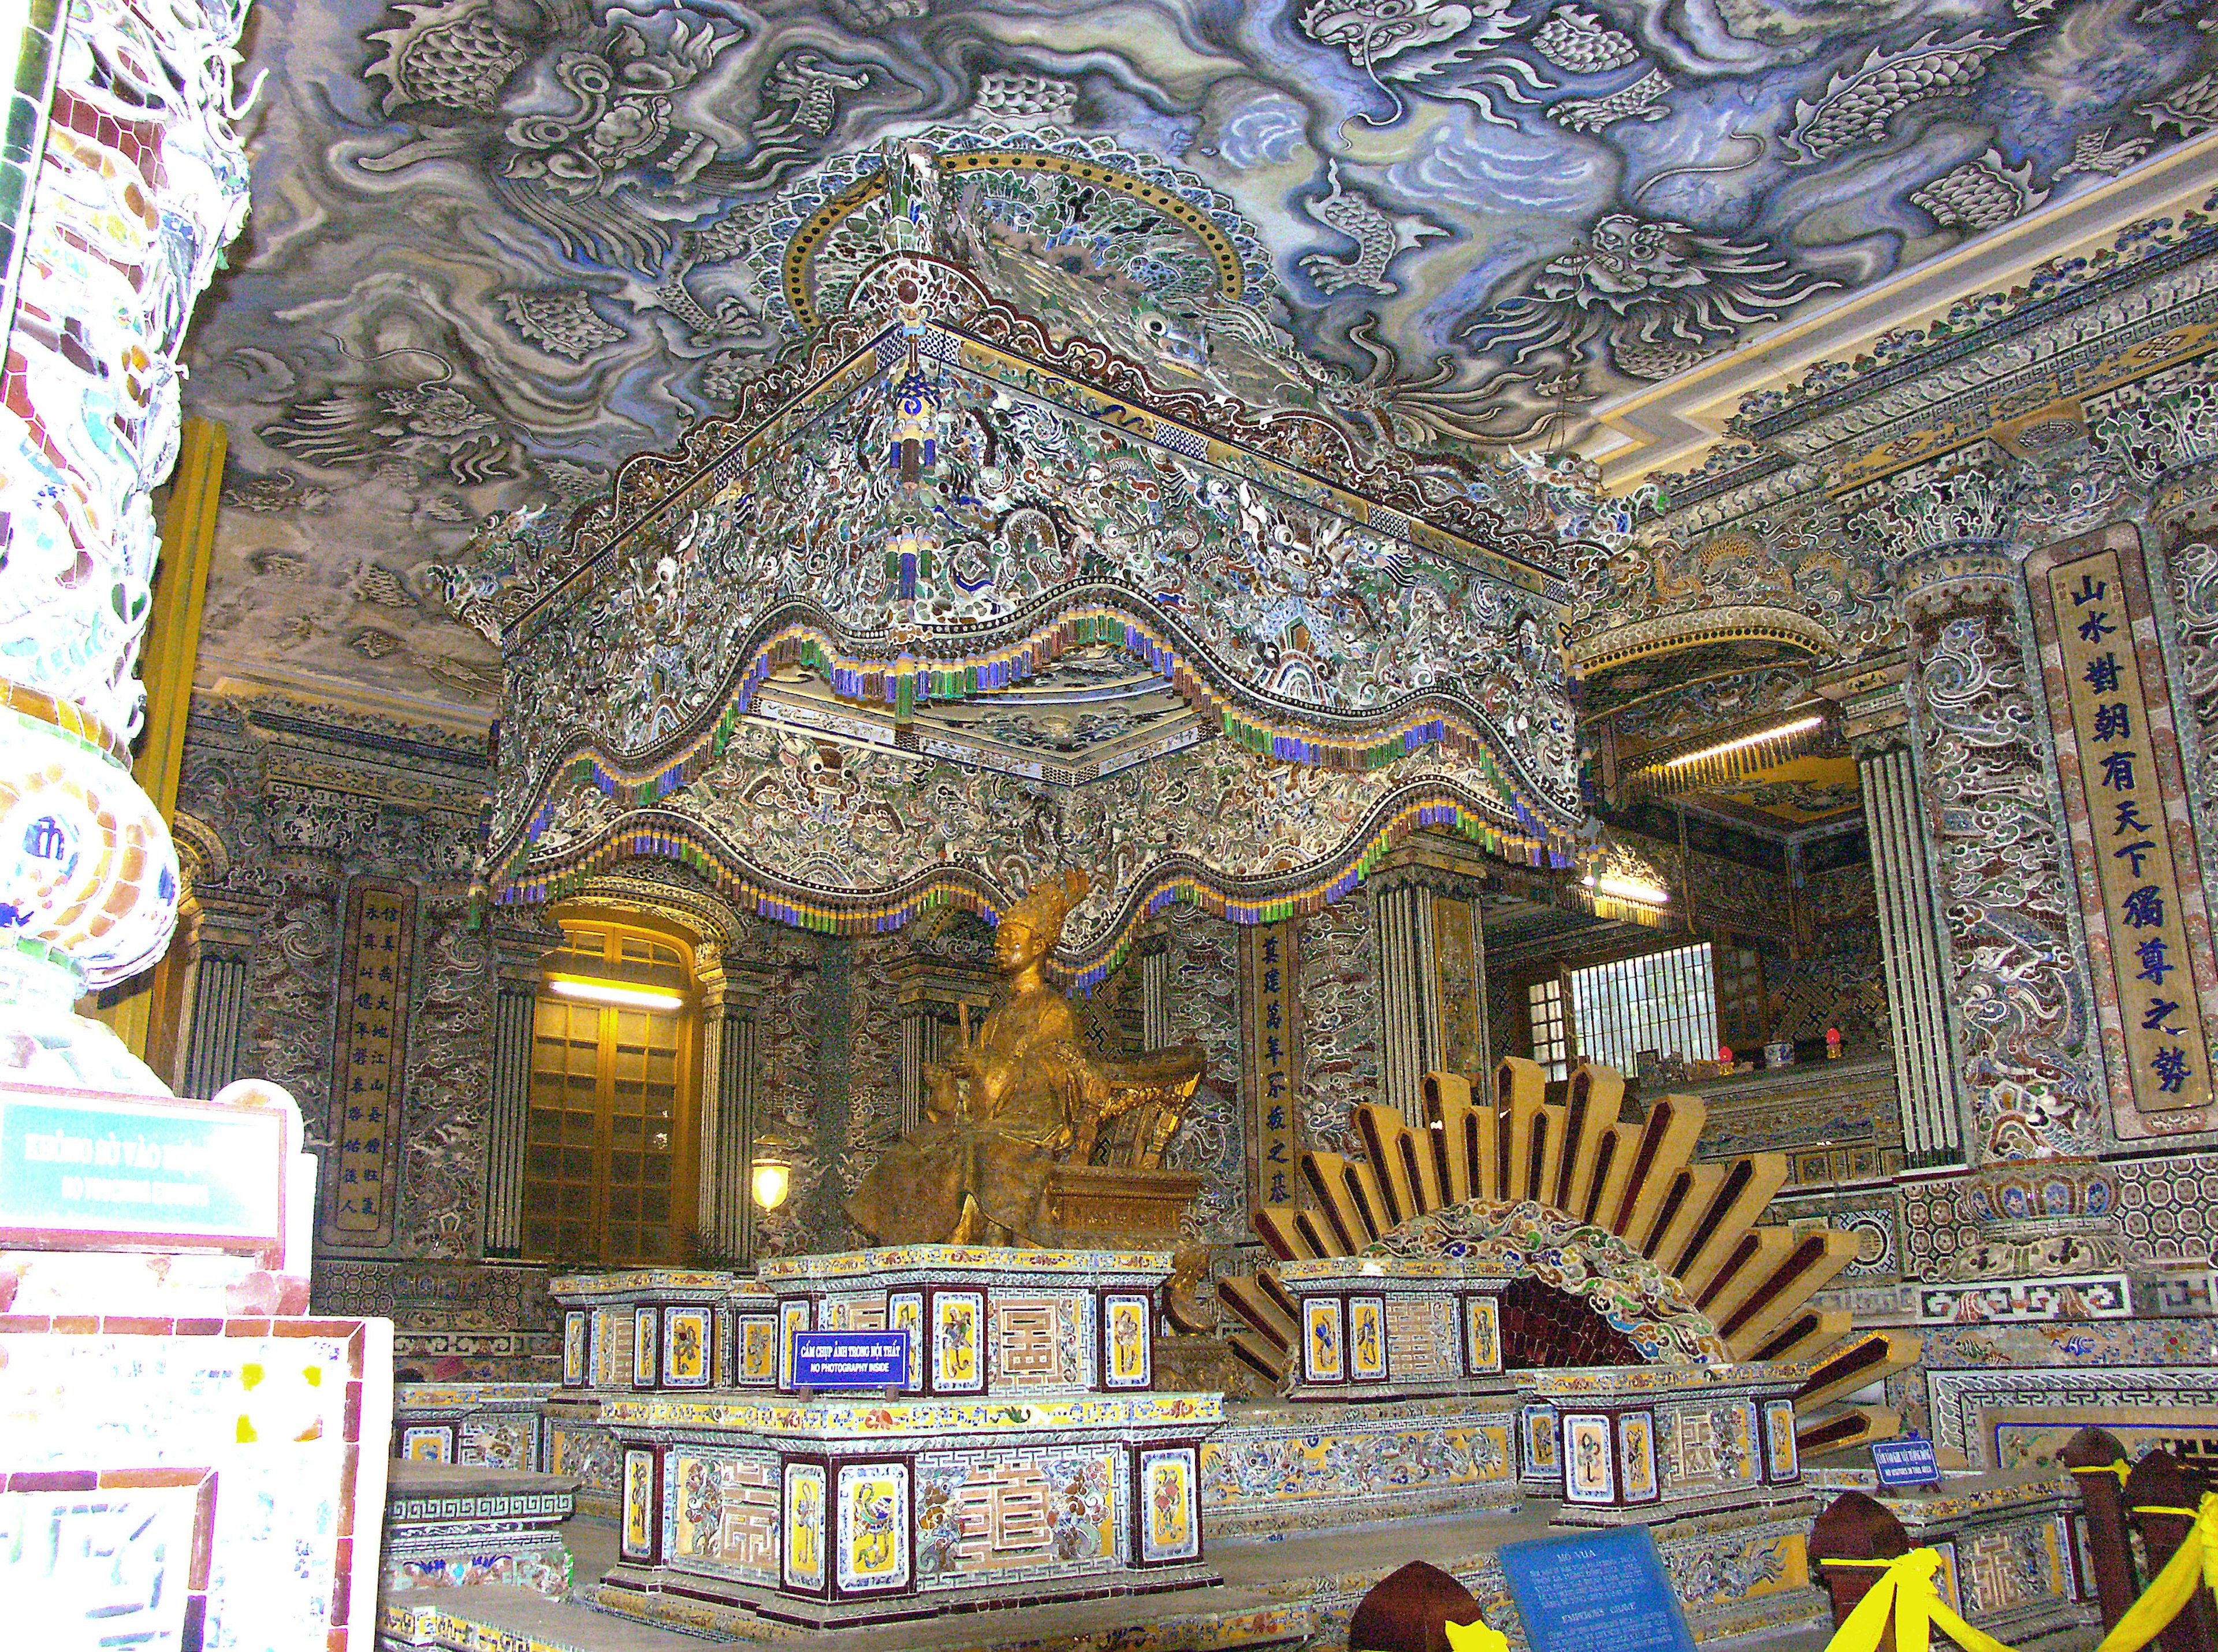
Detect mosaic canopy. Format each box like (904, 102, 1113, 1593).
(180, 0, 2218, 715)
(482, 222, 1584, 977)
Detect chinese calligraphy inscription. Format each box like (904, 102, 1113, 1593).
(1242, 920, 1303, 1211)
(2049, 550, 2210, 1117)
(323, 877, 418, 1244)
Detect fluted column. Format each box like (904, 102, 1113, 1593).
(1140, 942, 1171, 1052)
(1845, 683, 1964, 1166)
(697, 960, 766, 1263)
(1897, 539, 2104, 1160)
(176, 894, 259, 1100)
(888, 951, 992, 1133)
(1371, 869, 1442, 1125)
(483, 912, 558, 1257)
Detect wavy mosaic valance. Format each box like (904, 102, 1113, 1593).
(482, 236, 1586, 961)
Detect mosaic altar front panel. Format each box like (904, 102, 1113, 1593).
(916, 1442, 1125, 1587)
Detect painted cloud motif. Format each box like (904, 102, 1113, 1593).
(178, 0, 2218, 703)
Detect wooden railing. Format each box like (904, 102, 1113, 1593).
(1807, 1429, 2216, 1652)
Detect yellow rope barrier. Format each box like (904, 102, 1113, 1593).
(1821, 1550, 2016, 1652)
(2092, 1494, 2218, 1652)
(1443, 1619, 1510, 1652)
(2070, 1461, 2132, 1486)
(1815, 1491, 2218, 1652)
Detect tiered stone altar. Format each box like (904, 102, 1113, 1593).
(578, 1247, 1220, 1632)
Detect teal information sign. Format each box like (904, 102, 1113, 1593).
(0, 1092, 284, 1249)
(1499, 1525, 1696, 1652)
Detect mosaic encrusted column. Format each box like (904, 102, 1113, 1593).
(1841, 673, 1966, 1167)
(1369, 866, 1442, 1126)
(1897, 542, 2104, 1160)
(0, 0, 251, 1085)
(695, 958, 763, 1263)
(2091, 367, 2218, 950)
(481, 914, 552, 1257)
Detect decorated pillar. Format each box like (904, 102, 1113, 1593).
(1892, 492, 2104, 1160)
(1369, 868, 1442, 1125)
(175, 891, 260, 1099)
(482, 912, 555, 1256)
(1839, 678, 1965, 1166)
(0, 0, 252, 1089)
(696, 957, 766, 1263)
(888, 951, 991, 1133)
(2023, 527, 2217, 1137)
(2072, 369, 2218, 1141)
(1369, 847, 1494, 1124)
(1239, 919, 1302, 1210)
(1140, 940, 1171, 1052)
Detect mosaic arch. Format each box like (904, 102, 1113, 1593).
(1364, 1197, 1730, 1367)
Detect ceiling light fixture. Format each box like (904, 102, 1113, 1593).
(1584, 873, 1670, 906)
(548, 977, 685, 1011)
(1660, 713, 1823, 769)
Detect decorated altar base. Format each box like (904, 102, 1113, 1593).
(563, 1248, 1220, 1631)
(1512, 1364, 1823, 1644)
(1806, 1468, 2092, 1646)
(1274, 1255, 1509, 1400)
(382, 1461, 576, 1599)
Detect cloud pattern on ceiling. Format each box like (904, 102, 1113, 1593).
(186, 0, 2218, 703)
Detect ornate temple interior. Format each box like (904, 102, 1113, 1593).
(6, 1, 2218, 1649)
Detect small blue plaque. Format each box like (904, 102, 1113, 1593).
(1500, 1524, 1696, 1652)
(791, 1330, 909, 1391)
(1871, 1435, 1940, 1489)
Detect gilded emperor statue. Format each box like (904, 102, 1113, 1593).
(846, 868, 1205, 1247)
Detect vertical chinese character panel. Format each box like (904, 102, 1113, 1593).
(1242, 920, 1304, 1211)
(321, 878, 416, 1247)
(2044, 548, 2213, 1123)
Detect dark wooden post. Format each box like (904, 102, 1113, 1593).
(2126, 1448, 2217, 1652)
(2063, 1425, 2139, 1632)
(1811, 1490, 1912, 1650)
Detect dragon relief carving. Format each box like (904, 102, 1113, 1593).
(1907, 591, 2101, 1158)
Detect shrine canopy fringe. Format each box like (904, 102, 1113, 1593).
(478, 249, 1587, 963)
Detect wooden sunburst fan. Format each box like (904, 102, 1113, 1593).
(1209, 1055, 1918, 1458)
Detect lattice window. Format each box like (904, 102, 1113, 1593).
(1568, 943, 1720, 1077)
(1528, 977, 1570, 1081)
(1714, 944, 1767, 1049)
(523, 919, 698, 1264)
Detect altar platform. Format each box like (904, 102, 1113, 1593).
(376, 1491, 2105, 1652)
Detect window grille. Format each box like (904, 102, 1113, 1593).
(1528, 977, 1570, 1081)
(1568, 943, 1720, 1077)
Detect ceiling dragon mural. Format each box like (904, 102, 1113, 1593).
(180, 0, 2218, 720)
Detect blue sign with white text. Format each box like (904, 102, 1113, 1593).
(1500, 1525, 1696, 1652)
(1872, 1435, 1940, 1489)
(792, 1330, 910, 1391)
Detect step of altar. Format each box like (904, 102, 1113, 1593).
(381, 1577, 1310, 1650)
(384, 1500, 2104, 1652)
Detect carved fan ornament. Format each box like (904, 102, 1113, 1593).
(1217, 1057, 1919, 1458)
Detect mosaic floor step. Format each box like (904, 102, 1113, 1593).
(381, 1579, 1309, 1650)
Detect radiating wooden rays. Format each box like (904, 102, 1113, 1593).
(1215, 1056, 1918, 1458)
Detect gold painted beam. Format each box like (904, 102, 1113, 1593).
(94, 417, 225, 1062)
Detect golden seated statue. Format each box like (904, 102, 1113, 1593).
(844, 868, 1205, 1249)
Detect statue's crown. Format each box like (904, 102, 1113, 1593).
(1003, 867, 1088, 940)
